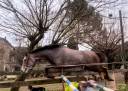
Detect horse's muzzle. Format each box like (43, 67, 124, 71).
(21, 66, 25, 72)
(21, 66, 32, 73)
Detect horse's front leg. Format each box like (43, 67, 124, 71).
(99, 72, 105, 80)
(44, 68, 55, 79)
(101, 67, 114, 81)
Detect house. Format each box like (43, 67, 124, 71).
(0, 37, 14, 72)
(10, 47, 28, 71)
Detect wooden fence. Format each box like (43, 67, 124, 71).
(0, 76, 87, 88)
(0, 62, 127, 89)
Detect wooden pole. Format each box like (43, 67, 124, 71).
(119, 10, 125, 68)
(106, 72, 116, 90)
(119, 10, 128, 84)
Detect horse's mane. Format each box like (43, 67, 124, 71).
(31, 44, 63, 53)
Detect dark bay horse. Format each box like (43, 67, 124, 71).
(21, 44, 113, 81)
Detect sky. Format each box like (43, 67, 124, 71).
(101, 0, 128, 41)
(0, 0, 128, 50)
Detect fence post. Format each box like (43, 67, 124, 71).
(105, 71, 116, 91)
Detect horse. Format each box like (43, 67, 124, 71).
(21, 44, 113, 81)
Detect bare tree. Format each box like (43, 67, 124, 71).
(0, 0, 99, 90)
(0, 0, 72, 91)
(87, 0, 122, 12)
(63, 0, 103, 49)
(0, 0, 122, 91)
(0, 0, 70, 51)
(53, 0, 120, 49)
(81, 22, 122, 69)
(0, 0, 92, 50)
(0, 0, 120, 49)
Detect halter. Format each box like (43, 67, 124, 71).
(22, 55, 35, 72)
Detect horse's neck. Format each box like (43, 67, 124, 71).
(41, 49, 57, 65)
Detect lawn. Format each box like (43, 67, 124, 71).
(118, 84, 128, 91)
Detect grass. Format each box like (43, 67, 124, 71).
(118, 84, 128, 91)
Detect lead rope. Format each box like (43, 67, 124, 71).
(61, 75, 79, 91)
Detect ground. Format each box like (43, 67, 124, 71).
(0, 83, 63, 91)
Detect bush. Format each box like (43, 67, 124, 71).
(118, 84, 128, 91)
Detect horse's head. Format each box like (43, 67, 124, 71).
(21, 54, 35, 73)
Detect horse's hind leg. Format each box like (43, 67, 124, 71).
(99, 72, 105, 80)
(44, 68, 55, 78)
(101, 67, 114, 81)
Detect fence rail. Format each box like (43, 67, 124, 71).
(0, 76, 86, 88)
(0, 62, 127, 88)
(0, 70, 44, 75)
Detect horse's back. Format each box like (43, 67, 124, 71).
(58, 47, 84, 64)
(59, 48, 100, 65)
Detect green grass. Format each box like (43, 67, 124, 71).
(118, 84, 128, 91)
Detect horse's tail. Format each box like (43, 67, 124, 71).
(95, 52, 108, 63)
(102, 67, 114, 81)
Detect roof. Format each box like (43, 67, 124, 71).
(0, 37, 13, 48)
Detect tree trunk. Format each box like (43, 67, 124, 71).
(28, 33, 44, 52)
(67, 37, 78, 50)
(125, 71, 128, 84)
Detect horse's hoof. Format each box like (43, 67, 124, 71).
(107, 78, 114, 81)
(46, 75, 55, 79)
